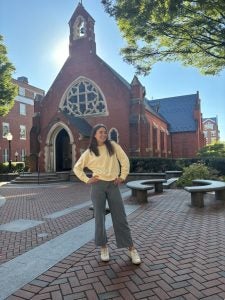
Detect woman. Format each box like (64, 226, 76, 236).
(73, 124, 141, 264)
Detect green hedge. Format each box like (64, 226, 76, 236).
(201, 158, 225, 176)
(130, 157, 225, 175)
(0, 162, 25, 173)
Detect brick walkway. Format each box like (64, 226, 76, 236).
(0, 182, 225, 299)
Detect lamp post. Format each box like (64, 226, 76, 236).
(6, 132, 13, 172)
(15, 151, 18, 162)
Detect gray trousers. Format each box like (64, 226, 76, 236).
(91, 180, 133, 248)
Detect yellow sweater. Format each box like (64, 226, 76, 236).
(73, 141, 130, 183)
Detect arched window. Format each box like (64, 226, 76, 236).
(60, 77, 107, 117)
(73, 16, 87, 40)
(109, 128, 119, 143)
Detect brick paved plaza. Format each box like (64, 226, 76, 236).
(0, 182, 224, 299)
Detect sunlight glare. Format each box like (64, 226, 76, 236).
(52, 38, 69, 68)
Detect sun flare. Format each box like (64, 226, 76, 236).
(52, 38, 69, 68)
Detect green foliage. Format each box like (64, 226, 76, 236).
(176, 162, 217, 187)
(0, 35, 18, 116)
(130, 157, 198, 173)
(12, 162, 26, 172)
(0, 161, 26, 173)
(197, 141, 225, 157)
(129, 157, 225, 176)
(0, 163, 9, 173)
(203, 158, 225, 176)
(130, 157, 180, 172)
(102, 0, 225, 75)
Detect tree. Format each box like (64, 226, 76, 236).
(101, 0, 225, 75)
(0, 35, 18, 116)
(197, 142, 225, 157)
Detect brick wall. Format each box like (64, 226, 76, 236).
(36, 52, 131, 171)
(170, 132, 200, 158)
(0, 78, 44, 164)
(0, 100, 33, 163)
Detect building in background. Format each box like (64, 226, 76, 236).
(147, 93, 205, 158)
(0, 76, 45, 164)
(30, 3, 205, 173)
(202, 117, 220, 145)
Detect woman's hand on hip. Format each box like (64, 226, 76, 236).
(114, 177, 124, 185)
(87, 176, 99, 184)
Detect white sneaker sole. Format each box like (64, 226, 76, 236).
(101, 257, 109, 262)
(128, 252, 141, 265)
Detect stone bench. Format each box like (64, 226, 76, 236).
(126, 172, 166, 181)
(184, 179, 225, 207)
(126, 179, 166, 203)
(165, 170, 182, 179)
(163, 178, 179, 189)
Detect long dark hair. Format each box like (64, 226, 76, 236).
(88, 124, 115, 156)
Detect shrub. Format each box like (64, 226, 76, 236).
(0, 163, 9, 173)
(176, 163, 216, 187)
(204, 158, 225, 176)
(129, 157, 225, 177)
(0, 161, 25, 173)
(130, 157, 180, 172)
(12, 162, 25, 172)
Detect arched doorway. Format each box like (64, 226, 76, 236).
(55, 129, 72, 171)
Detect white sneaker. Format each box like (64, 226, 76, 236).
(101, 247, 109, 262)
(128, 249, 141, 265)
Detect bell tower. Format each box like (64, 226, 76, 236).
(129, 76, 150, 156)
(68, 2, 96, 56)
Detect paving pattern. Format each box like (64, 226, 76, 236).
(0, 182, 224, 299)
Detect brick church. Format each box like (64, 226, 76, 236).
(30, 2, 205, 173)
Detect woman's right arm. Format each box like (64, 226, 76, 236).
(73, 151, 90, 184)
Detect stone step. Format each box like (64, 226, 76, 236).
(15, 175, 60, 180)
(10, 173, 66, 184)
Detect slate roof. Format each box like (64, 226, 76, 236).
(96, 56, 131, 90)
(146, 94, 199, 133)
(144, 98, 168, 123)
(61, 111, 92, 137)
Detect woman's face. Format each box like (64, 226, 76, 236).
(95, 127, 108, 145)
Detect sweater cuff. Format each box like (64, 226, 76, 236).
(84, 177, 90, 184)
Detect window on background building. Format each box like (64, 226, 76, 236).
(21, 149, 26, 161)
(61, 78, 107, 117)
(153, 126, 158, 150)
(109, 128, 119, 143)
(211, 131, 216, 137)
(73, 15, 87, 40)
(3, 149, 8, 162)
(20, 103, 26, 115)
(204, 122, 214, 130)
(20, 125, 26, 139)
(19, 87, 25, 96)
(160, 131, 165, 151)
(2, 123, 9, 138)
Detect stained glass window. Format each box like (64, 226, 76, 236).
(61, 78, 107, 117)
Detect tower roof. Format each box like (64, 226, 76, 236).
(69, 2, 95, 26)
(68, 2, 96, 56)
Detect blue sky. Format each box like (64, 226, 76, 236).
(1, 0, 225, 140)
